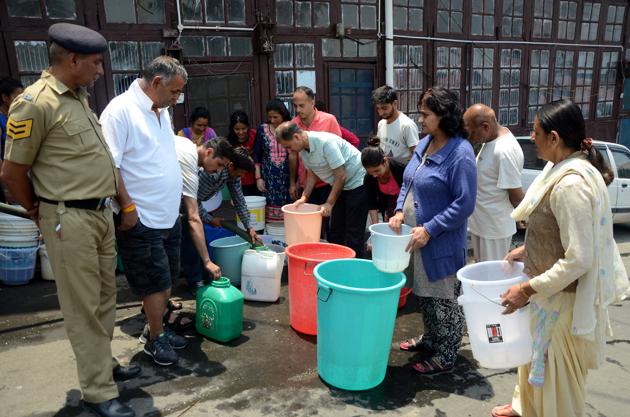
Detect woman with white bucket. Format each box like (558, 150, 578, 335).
(491, 100, 629, 417)
(389, 87, 477, 375)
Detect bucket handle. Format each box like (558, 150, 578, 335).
(317, 285, 332, 302)
(467, 282, 531, 308)
(303, 261, 316, 276)
(468, 283, 504, 307)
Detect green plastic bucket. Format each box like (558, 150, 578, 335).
(210, 236, 249, 286)
(314, 259, 405, 391)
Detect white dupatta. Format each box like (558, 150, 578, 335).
(511, 153, 629, 364)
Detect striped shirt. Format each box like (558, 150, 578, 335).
(197, 169, 251, 229)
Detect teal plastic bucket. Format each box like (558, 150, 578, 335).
(314, 259, 405, 390)
(210, 236, 249, 286)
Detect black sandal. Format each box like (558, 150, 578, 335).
(140, 299, 183, 316)
(166, 312, 194, 333)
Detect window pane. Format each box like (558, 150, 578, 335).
(104, 0, 135, 23)
(612, 150, 630, 179)
(7, 0, 41, 17)
(108, 41, 139, 71)
(206, 0, 224, 22)
(451, 12, 463, 32)
(296, 70, 316, 91)
(360, 5, 377, 29)
(483, 16, 493, 35)
(313, 2, 329, 28)
(207, 36, 227, 55)
(394, 6, 407, 30)
(182, 0, 203, 23)
(409, 9, 423, 31)
(136, 0, 164, 24)
(295, 1, 311, 27)
(342, 4, 359, 29)
(472, 15, 482, 35)
(295, 43, 314, 67)
(227, 0, 245, 23)
(322, 38, 341, 57)
(180, 36, 205, 57)
(342, 38, 358, 57)
(276, 0, 293, 26)
(394, 45, 408, 66)
(14, 40, 49, 72)
(46, 0, 77, 19)
(141, 42, 163, 67)
(274, 44, 293, 67)
(275, 71, 294, 95)
(359, 39, 377, 57)
(437, 11, 449, 32)
(113, 74, 136, 96)
(229, 37, 251, 56)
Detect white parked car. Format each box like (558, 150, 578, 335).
(517, 137, 630, 224)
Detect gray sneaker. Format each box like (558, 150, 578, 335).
(139, 324, 189, 350)
(143, 333, 178, 366)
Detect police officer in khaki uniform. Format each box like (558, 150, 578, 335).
(1, 23, 137, 417)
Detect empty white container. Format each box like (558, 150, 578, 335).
(368, 223, 413, 273)
(457, 261, 532, 369)
(241, 249, 283, 302)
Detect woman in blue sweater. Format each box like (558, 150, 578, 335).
(389, 87, 477, 374)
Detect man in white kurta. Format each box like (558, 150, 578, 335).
(464, 104, 524, 261)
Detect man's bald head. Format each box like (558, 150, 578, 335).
(464, 103, 500, 144)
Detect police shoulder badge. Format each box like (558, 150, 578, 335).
(6, 118, 34, 140)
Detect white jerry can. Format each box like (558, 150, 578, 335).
(240, 249, 283, 302)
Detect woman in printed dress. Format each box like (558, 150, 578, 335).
(253, 99, 292, 222)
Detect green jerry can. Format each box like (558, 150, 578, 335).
(196, 277, 244, 342)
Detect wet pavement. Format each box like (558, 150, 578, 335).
(1, 227, 630, 417)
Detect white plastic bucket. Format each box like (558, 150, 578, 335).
(368, 223, 413, 273)
(457, 261, 532, 369)
(241, 249, 283, 302)
(265, 222, 286, 246)
(0, 212, 39, 248)
(39, 244, 55, 281)
(237, 196, 266, 232)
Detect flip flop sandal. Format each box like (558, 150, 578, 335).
(141, 299, 183, 316)
(411, 357, 454, 375)
(166, 312, 194, 333)
(491, 404, 519, 417)
(399, 335, 431, 352)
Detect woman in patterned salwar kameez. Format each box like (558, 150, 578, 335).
(493, 100, 629, 417)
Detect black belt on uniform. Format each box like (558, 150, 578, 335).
(39, 197, 112, 211)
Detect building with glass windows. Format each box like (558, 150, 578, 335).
(1, 0, 629, 144)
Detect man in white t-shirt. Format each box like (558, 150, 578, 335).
(175, 136, 234, 294)
(100, 56, 188, 367)
(372, 85, 419, 162)
(464, 104, 525, 262)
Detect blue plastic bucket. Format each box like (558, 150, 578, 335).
(314, 259, 405, 390)
(204, 225, 235, 259)
(0, 245, 39, 286)
(210, 236, 249, 286)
